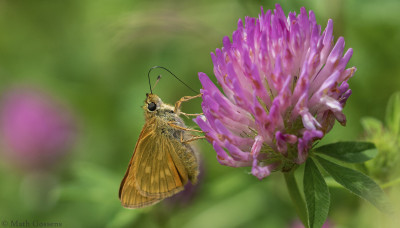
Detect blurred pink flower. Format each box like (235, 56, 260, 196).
(0, 87, 76, 168)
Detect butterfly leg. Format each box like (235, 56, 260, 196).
(167, 122, 203, 133)
(180, 112, 203, 119)
(180, 112, 203, 116)
(181, 135, 206, 143)
(174, 94, 202, 114)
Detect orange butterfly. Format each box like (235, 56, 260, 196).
(119, 68, 203, 208)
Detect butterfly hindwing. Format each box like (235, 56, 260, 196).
(119, 163, 162, 208)
(133, 127, 189, 198)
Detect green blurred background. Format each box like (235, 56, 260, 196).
(0, 0, 399, 227)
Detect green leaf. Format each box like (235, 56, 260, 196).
(303, 158, 330, 228)
(314, 141, 377, 163)
(315, 155, 390, 213)
(385, 91, 400, 136)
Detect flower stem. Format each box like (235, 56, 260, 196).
(284, 171, 308, 227)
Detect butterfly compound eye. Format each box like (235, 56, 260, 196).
(147, 102, 157, 111)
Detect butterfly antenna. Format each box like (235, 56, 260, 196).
(147, 66, 197, 94)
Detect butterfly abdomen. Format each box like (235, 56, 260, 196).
(156, 115, 199, 185)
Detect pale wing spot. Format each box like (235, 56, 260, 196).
(160, 172, 165, 179)
(157, 153, 163, 160)
(165, 169, 171, 176)
(145, 166, 151, 173)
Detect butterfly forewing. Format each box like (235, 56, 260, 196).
(119, 121, 190, 208)
(119, 123, 162, 208)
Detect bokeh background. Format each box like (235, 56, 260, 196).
(0, 0, 399, 227)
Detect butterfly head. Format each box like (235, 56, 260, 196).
(144, 93, 175, 119)
(145, 93, 162, 111)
